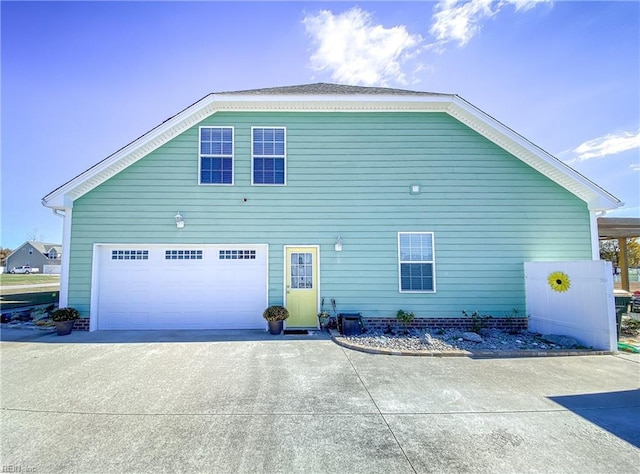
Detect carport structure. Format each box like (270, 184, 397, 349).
(598, 217, 640, 292)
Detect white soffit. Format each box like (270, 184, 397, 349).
(42, 93, 620, 211)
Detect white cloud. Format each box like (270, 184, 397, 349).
(430, 0, 551, 47)
(563, 130, 640, 163)
(631, 162, 640, 172)
(302, 8, 423, 86)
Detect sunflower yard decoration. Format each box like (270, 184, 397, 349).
(547, 271, 571, 293)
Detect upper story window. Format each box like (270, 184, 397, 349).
(199, 127, 233, 185)
(252, 127, 286, 185)
(398, 232, 435, 292)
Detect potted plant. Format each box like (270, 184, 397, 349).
(50, 307, 80, 336)
(318, 311, 331, 330)
(317, 297, 331, 330)
(263, 305, 289, 335)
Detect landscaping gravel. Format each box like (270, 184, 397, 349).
(342, 328, 583, 352)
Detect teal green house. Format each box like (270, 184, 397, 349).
(42, 84, 620, 331)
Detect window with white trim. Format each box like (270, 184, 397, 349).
(252, 127, 286, 185)
(398, 232, 435, 292)
(199, 127, 233, 185)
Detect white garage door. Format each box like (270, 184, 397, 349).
(95, 245, 268, 330)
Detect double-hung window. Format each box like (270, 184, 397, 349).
(252, 127, 286, 185)
(398, 232, 435, 292)
(199, 126, 233, 185)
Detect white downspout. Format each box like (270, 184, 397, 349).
(590, 210, 607, 260)
(52, 208, 72, 308)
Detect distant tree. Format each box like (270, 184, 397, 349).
(26, 228, 44, 242)
(0, 248, 12, 266)
(600, 238, 640, 269)
(630, 239, 640, 268)
(600, 240, 619, 267)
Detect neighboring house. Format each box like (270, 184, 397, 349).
(6, 241, 62, 274)
(42, 83, 620, 331)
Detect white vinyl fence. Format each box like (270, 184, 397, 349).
(524, 260, 616, 352)
(42, 265, 61, 275)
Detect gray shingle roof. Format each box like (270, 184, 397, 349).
(7, 241, 62, 260)
(29, 242, 62, 255)
(218, 82, 449, 97)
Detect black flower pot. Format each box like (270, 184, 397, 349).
(268, 320, 283, 335)
(54, 320, 75, 336)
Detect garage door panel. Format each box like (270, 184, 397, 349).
(96, 245, 267, 330)
(99, 311, 150, 329)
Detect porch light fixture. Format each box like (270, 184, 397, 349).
(334, 236, 343, 252)
(175, 212, 184, 229)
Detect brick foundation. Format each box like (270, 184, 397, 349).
(70, 317, 527, 333)
(73, 318, 90, 331)
(362, 317, 528, 332)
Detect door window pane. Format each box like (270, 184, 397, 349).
(291, 253, 313, 289)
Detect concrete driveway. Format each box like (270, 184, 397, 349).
(1, 329, 638, 473)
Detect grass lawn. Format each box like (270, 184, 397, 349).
(1, 291, 59, 310)
(0, 274, 60, 286)
(0, 274, 60, 309)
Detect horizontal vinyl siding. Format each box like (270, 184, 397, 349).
(68, 112, 592, 318)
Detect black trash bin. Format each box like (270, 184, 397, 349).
(340, 313, 363, 336)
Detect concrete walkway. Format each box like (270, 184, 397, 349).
(1, 329, 638, 473)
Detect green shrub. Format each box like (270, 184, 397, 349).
(396, 309, 415, 330)
(50, 307, 80, 322)
(262, 305, 289, 322)
(462, 310, 492, 333)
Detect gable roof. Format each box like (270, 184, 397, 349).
(7, 241, 62, 259)
(42, 82, 620, 212)
(218, 82, 448, 96)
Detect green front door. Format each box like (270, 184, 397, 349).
(285, 247, 319, 328)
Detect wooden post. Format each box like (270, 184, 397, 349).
(618, 237, 630, 292)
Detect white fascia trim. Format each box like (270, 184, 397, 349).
(210, 95, 452, 113)
(446, 96, 621, 211)
(42, 94, 219, 208)
(42, 92, 620, 211)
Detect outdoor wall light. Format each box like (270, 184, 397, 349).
(334, 236, 343, 252)
(175, 212, 184, 229)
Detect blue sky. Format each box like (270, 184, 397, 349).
(1, 0, 638, 249)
